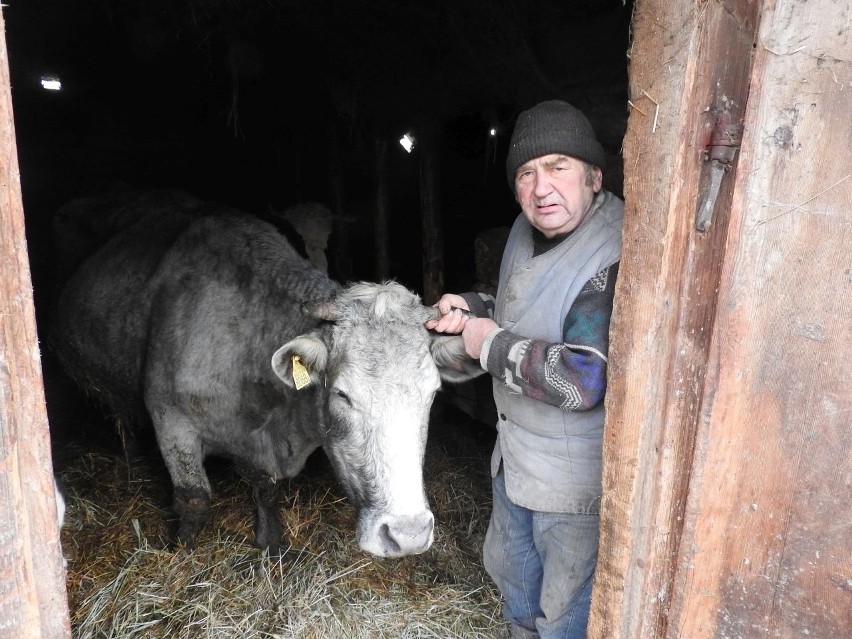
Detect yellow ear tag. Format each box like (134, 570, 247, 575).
(291, 355, 311, 390)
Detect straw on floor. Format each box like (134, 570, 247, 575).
(56, 399, 507, 639)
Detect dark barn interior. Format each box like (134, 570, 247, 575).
(8, 0, 632, 317)
(5, 1, 633, 633)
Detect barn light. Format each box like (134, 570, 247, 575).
(489, 127, 497, 137)
(399, 133, 416, 153)
(40, 75, 62, 91)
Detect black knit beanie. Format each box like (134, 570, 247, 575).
(506, 100, 606, 188)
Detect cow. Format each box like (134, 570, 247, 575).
(272, 201, 334, 274)
(54, 476, 68, 569)
(49, 197, 483, 558)
(51, 184, 314, 294)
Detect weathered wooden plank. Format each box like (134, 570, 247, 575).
(593, 0, 760, 637)
(671, 0, 852, 636)
(374, 135, 391, 280)
(0, 8, 71, 639)
(420, 120, 444, 306)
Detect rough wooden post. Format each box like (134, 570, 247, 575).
(596, 0, 851, 637)
(669, 0, 852, 635)
(0, 8, 71, 639)
(595, 0, 760, 629)
(419, 115, 444, 306)
(328, 123, 353, 282)
(374, 135, 390, 280)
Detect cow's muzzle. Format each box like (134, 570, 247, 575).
(357, 510, 435, 557)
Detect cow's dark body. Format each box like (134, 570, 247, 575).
(50, 195, 481, 557)
(51, 185, 309, 294)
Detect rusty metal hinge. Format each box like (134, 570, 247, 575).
(696, 112, 743, 231)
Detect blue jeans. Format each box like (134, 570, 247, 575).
(483, 469, 599, 639)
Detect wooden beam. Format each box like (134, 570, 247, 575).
(671, 0, 852, 635)
(419, 115, 444, 306)
(0, 8, 71, 639)
(374, 135, 390, 280)
(593, 0, 760, 637)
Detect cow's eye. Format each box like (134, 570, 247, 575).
(333, 388, 352, 407)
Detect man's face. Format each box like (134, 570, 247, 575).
(514, 153, 602, 238)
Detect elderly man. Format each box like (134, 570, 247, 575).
(426, 99, 624, 639)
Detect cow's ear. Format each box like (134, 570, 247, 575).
(429, 334, 487, 384)
(272, 335, 328, 389)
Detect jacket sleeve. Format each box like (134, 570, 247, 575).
(482, 262, 619, 411)
(459, 291, 494, 318)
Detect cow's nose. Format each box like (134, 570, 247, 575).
(363, 511, 434, 557)
(382, 512, 435, 555)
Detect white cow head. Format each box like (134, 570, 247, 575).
(271, 281, 483, 557)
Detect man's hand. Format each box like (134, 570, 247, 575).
(425, 294, 499, 360)
(425, 294, 470, 334)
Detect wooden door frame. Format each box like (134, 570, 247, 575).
(0, 8, 71, 639)
(594, 0, 851, 637)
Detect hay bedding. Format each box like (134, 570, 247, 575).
(54, 398, 508, 639)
